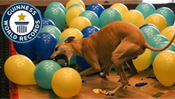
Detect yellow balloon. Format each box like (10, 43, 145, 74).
(60, 28, 83, 39)
(69, 16, 92, 31)
(153, 51, 175, 86)
(4, 54, 36, 85)
(133, 49, 152, 71)
(66, 6, 84, 26)
(110, 3, 128, 19)
(65, 0, 85, 10)
(122, 10, 144, 28)
(144, 14, 167, 32)
(52, 67, 82, 98)
(161, 26, 175, 44)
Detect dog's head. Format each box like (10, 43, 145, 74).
(48, 36, 75, 66)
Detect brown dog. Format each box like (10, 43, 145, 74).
(49, 21, 175, 96)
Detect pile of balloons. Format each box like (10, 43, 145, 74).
(4, 55, 82, 98)
(7, 0, 175, 97)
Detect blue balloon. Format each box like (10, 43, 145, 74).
(34, 60, 61, 89)
(13, 40, 37, 60)
(139, 24, 158, 30)
(81, 26, 100, 36)
(34, 32, 58, 60)
(76, 56, 90, 71)
(86, 3, 105, 18)
(42, 18, 55, 28)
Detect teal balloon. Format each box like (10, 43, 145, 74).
(44, 6, 65, 31)
(147, 34, 169, 47)
(67, 4, 84, 11)
(34, 60, 61, 89)
(136, 2, 156, 19)
(40, 25, 61, 40)
(57, 37, 76, 66)
(80, 11, 99, 27)
(140, 25, 160, 40)
(151, 41, 175, 63)
(154, 7, 175, 26)
(100, 8, 121, 28)
(47, 2, 66, 14)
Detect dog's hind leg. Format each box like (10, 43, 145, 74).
(126, 59, 138, 78)
(100, 65, 112, 78)
(106, 42, 141, 96)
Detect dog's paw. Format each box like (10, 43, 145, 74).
(105, 91, 115, 96)
(99, 72, 106, 78)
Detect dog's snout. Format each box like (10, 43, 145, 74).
(47, 57, 53, 60)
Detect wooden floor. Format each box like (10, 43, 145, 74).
(17, 67, 175, 98)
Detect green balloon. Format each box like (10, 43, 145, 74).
(99, 8, 122, 28)
(80, 11, 99, 27)
(147, 34, 169, 47)
(154, 7, 175, 26)
(44, 6, 65, 31)
(136, 2, 156, 19)
(151, 41, 175, 63)
(67, 4, 84, 11)
(140, 26, 160, 40)
(40, 25, 61, 40)
(47, 2, 66, 14)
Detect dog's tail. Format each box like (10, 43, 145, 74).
(144, 34, 175, 52)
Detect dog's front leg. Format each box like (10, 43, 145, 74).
(80, 55, 101, 77)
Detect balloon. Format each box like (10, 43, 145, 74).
(76, 56, 90, 71)
(147, 34, 169, 47)
(86, 3, 105, 18)
(34, 32, 58, 60)
(69, 16, 92, 31)
(44, 6, 65, 31)
(52, 67, 82, 98)
(154, 7, 175, 26)
(79, 10, 99, 27)
(66, 6, 84, 26)
(81, 26, 100, 36)
(34, 60, 61, 89)
(161, 26, 175, 35)
(46, 2, 66, 14)
(13, 40, 37, 60)
(67, 4, 84, 11)
(140, 25, 160, 40)
(40, 25, 61, 40)
(4, 54, 36, 85)
(151, 41, 175, 62)
(153, 51, 175, 86)
(59, 55, 77, 66)
(42, 18, 55, 28)
(135, 2, 156, 19)
(144, 14, 167, 32)
(139, 23, 159, 30)
(65, 0, 85, 10)
(100, 8, 122, 28)
(162, 27, 175, 44)
(122, 10, 144, 28)
(110, 3, 128, 19)
(133, 49, 152, 71)
(60, 28, 83, 39)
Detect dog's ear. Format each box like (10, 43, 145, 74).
(65, 36, 75, 43)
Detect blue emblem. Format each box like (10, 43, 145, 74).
(1, 2, 42, 43)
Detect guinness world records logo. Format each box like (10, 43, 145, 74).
(1, 2, 42, 43)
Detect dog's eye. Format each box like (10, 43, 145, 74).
(55, 47, 58, 51)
